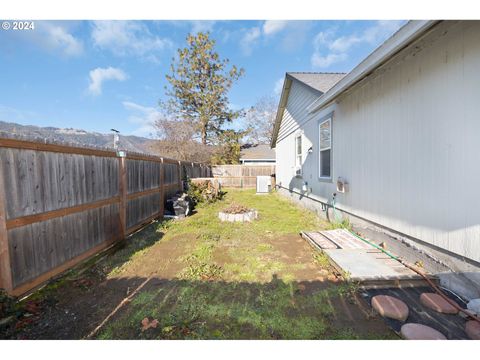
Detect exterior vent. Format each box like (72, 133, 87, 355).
(336, 177, 349, 193)
(294, 165, 302, 177)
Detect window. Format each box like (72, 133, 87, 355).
(295, 133, 302, 168)
(319, 117, 331, 178)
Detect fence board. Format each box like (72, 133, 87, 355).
(127, 193, 162, 229)
(0, 137, 209, 296)
(212, 165, 275, 188)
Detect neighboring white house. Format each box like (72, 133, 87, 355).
(240, 144, 276, 166)
(272, 20, 480, 264)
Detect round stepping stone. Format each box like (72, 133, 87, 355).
(401, 323, 447, 340)
(371, 295, 409, 321)
(420, 293, 459, 314)
(465, 320, 480, 340)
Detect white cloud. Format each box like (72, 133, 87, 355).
(330, 20, 404, 53)
(263, 20, 289, 36)
(43, 23, 84, 56)
(240, 27, 261, 55)
(240, 21, 311, 56)
(274, 78, 284, 96)
(88, 67, 127, 96)
(190, 21, 216, 33)
(311, 53, 347, 68)
(311, 21, 405, 68)
(91, 21, 172, 58)
(7, 21, 84, 57)
(328, 35, 362, 53)
(123, 101, 160, 137)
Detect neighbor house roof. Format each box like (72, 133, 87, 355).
(240, 144, 275, 161)
(270, 72, 346, 148)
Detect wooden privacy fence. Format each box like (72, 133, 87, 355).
(212, 165, 275, 188)
(0, 137, 211, 296)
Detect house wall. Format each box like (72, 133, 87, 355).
(276, 21, 480, 263)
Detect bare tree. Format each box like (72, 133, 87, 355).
(149, 115, 216, 163)
(244, 95, 278, 144)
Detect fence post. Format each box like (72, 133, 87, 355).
(160, 158, 165, 218)
(177, 160, 182, 192)
(118, 156, 127, 239)
(0, 171, 13, 293)
(0, 165, 13, 293)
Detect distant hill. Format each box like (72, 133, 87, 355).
(0, 121, 155, 154)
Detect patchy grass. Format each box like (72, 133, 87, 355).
(94, 189, 395, 340)
(98, 280, 336, 339)
(5, 189, 395, 340)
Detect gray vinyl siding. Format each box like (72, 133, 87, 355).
(277, 81, 320, 143)
(276, 21, 480, 263)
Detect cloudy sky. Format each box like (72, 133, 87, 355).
(0, 20, 405, 137)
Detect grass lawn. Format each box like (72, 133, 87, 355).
(3, 189, 396, 340)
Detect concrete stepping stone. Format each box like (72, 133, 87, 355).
(465, 320, 480, 340)
(371, 295, 409, 321)
(420, 293, 459, 314)
(400, 323, 447, 340)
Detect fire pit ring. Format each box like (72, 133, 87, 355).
(218, 210, 258, 222)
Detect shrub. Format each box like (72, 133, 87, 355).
(187, 179, 224, 205)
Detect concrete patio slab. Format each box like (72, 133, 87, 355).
(319, 229, 374, 250)
(301, 231, 338, 250)
(323, 248, 430, 288)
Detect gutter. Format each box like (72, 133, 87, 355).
(307, 20, 440, 114)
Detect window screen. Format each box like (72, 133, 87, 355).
(295, 134, 302, 167)
(319, 118, 331, 178)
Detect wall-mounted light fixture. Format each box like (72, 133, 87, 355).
(308, 146, 313, 154)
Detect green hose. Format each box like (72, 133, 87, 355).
(347, 229, 400, 261)
(329, 194, 399, 261)
(328, 194, 480, 322)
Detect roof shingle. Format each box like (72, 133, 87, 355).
(287, 72, 346, 93)
(240, 144, 275, 160)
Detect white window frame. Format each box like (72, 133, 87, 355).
(295, 133, 303, 166)
(318, 116, 332, 180)
(295, 132, 302, 168)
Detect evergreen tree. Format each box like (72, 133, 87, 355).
(163, 32, 244, 145)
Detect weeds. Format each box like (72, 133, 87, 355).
(181, 255, 224, 281)
(179, 233, 224, 281)
(312, 251, 331, 268)
(327, 217, 352, 230)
